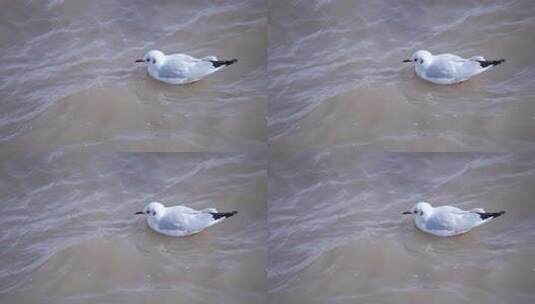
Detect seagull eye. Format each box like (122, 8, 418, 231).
(414, 58, 417, 62)
(146, 58, 150, 63)
(146, 210, 150, 214)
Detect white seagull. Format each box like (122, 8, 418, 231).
(135, 201, 238, 237)
(135, 49, 237, 85)
(402, 50, 505, 84)
(402, 201, 505, 237)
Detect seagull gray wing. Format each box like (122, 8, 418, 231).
(429, 207, 482, 233)
(157, 216, 185, 231)
(425, 59, 457, 79)
(157, 63, 187, 79)
(435, 205, 465, 214)
(424, 214, 454, 231)
(168, 205, 199, 214)
(430, 54, 485, 81)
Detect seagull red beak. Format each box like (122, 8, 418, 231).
(135, 211, 144, 215)
(135, 59, 144, 63)
(402, 59, 411, 63)
(402, 211, 412, 215)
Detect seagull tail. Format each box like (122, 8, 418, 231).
(210, 59, 238, 68)
(477, 210, 505, 220)
(210, 210, 238, 220)
(477, 59, 505, 68)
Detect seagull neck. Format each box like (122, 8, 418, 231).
(421, 208, 432, 220)
(149, 56, 165, 71)
(156, 208, 166, 219)
(150, 208, 165, 221)
(421, 56, 432, 68)
(155, 56, 166, 68)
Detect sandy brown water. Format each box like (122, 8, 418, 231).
(268, 152, 535, 303)
(2, 0, 535, 303)
(0, 0, 266, 152)
(0, 152, 267, 303)
(268, 0, 535, 151)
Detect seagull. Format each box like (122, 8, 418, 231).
(135, 49, 237, 85)
(402, 201, 505, 237)
(135, 201, 238, 237)
(402, 50, 505, 84)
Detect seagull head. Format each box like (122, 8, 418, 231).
(403, 201, 432, 219)
(135, 201, 165, 220)
(402, 50, 432, 66)
(135, 50, 165, 68)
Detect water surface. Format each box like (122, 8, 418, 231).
(268, 152, 535, 303)
(0, 152, 267, 304)
(1, 0, 267, 152)
(268, 0, 535, 151)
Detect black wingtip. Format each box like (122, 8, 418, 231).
(210, 210, 238, 220)
(210, 59, 238, 68)
(477, 210, 505, 220)
(478, 58, 505, 68)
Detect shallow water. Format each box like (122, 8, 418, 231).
(2, 0, 535, 303)
(268, 152, 535, 303)
(0, 152, 267, 303)
(268, 0, 535, 151)
(0, 0, 267, 152)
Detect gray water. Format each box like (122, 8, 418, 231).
(268, 152, 535, 303)
(0, 0, 267, 152)
(268, 0, 535, 151)
(2, 0, 535, 303)
(0, 152, 267, 304)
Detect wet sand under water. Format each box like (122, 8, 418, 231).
(0, 152, 267, 304)
(268, 152, 535, 303)
(2, 0, 535, 303)
(0, 0, 267, 152)
(268, 0, 535, 151)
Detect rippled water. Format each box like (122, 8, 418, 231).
(0, 152, 267, 303)
(0, 0, 267, 152)
(268, 0, 535, 151)
(2, 0, 535, 303)
(268, 152, 535, 303)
